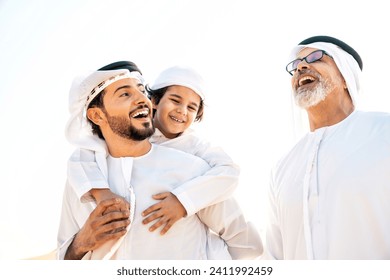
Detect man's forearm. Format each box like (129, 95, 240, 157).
(64, 235, 88, 260)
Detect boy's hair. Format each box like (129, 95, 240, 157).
(147, 86, 204, 122)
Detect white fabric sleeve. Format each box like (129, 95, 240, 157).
(67, 148, 109, 202)
(197, 197, 263, 260)
(170, 138, 240, 216)
(262, 169, 282, 260)
(57, 180, 98, 260)
(57, 236, 74, 260)
(57, 181, 82, 260)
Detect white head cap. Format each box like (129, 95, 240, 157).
(148, 65, 206, 100)
(65, 69, 143, 151)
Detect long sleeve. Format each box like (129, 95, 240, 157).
(67, 148, 109, 202)
(57, 180, 95, 259)
(160, 131, 240, 216)
(197, 197, 263, 260)
(262, 169, 283, 260)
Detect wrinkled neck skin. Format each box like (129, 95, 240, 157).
(306, 89, 354, 131)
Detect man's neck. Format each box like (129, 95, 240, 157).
(106, 136, 152, 158)
(306, 99, 354, 131)
(306, 89, 354, 131)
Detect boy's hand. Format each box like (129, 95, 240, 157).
(90, 188, 130, 215)
(141, 192, 187, 235)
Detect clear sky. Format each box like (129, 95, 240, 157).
(0, 0, 389, 259)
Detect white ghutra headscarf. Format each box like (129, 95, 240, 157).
(289, 40, 362, 107)
(65, 69, 144, 154)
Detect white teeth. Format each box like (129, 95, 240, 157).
(299, 76, 315, 86)
(170, 116, 184, 123)
(131, 109, 149, 118)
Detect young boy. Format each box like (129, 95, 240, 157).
(66, 62, 262, 259)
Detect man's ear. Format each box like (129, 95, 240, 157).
(343, 79, 348, 90)
(86, 107, 105, 125)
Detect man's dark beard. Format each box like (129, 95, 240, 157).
(106, 114, 155, 141)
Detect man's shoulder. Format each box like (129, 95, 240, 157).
(355, 110, 390, 119)
(354, 110, 390, 129)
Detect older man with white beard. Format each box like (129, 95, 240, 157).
(263, 35, 390, 260)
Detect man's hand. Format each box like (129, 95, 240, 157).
(90, 188, 130, 215)
(65, 198, 130, 260)
(141, 192, 187, 235)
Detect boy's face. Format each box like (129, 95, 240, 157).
(152, 85, 201, 139)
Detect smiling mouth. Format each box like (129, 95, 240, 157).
(298, 76, 315, 87)
(130, 108, 149, 119)
(169, 115, 184, 123)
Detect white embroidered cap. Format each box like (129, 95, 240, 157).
(148, 65, 206, 100)
(65, 69, 143, 151)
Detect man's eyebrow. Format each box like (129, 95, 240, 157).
(114, 85, 131, 94)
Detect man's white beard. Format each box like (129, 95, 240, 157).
(293, 78, 331, 109)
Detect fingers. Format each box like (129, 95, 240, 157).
(102, 209, 130, 224)
(142, 211, 162, 225)
(152, 192, 170, 200)
(102, 205, 120, 215)
(93, 198, 123, 217)
(147, 216, 177, 235)
(142, 209, 166, 232)
(142, 202, 161, 218)
(141, 192, 185, 235)
(142, 210, 180, 235)
(73, 207, 131, 254)
(92, 212, 131, 242)
(93, 196, 130, 216)
(99, 216, 130, 236)
(102, 200, 130, 215)
(142, 192, 171, 217)
(92, 221, 129, 245)
(92, 204, 130, 232)
(147, 217, 170, 234)
(148, 219, 165, 232)
(159, 220, 175, 235)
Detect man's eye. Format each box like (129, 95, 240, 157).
(138, 85, 146, 94)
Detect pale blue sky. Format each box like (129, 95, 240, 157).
(0, 0, 389, 259)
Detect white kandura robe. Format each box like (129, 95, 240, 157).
(265, 110, 390, 259)
(64, 128, 262, 260)
(68, 128, 240, 216)
(150, 128, 240, 216)
(58, 144, 211, 259)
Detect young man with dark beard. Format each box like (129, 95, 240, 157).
(57, 66, 215, 260)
